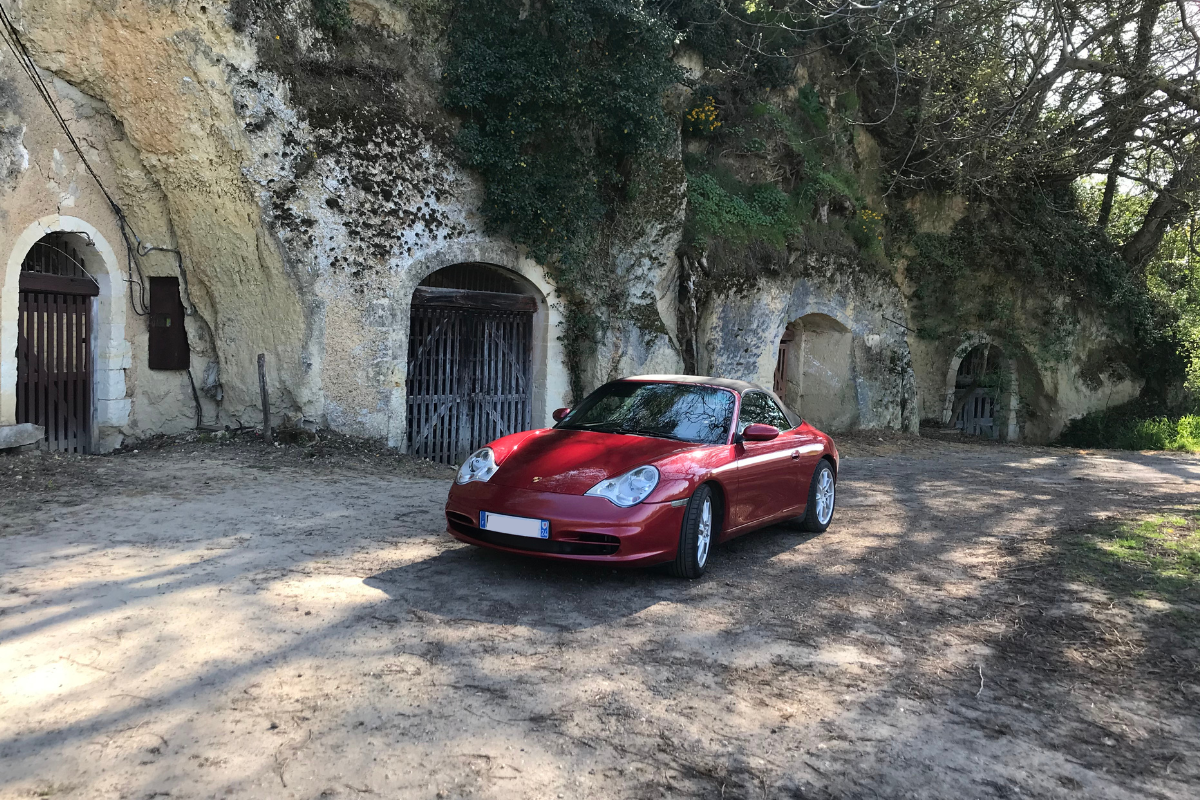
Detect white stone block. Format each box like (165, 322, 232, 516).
(96, 343, 133, 371)
(96, 398, 131, 427)
(94, 368, 127, 401)
(95, 328, 133, 369)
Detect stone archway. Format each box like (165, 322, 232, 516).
(406, 263, 544, 463)
(775, 312, 858, 432)
(941, 333, 1020, 441)
(386, 242, 566, 451)
(1, 215, 130, 452)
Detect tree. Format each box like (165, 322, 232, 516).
(661, 1, 1200, 272)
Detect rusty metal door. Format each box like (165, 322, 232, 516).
(406, 288, 535, 464)
(16, 236, 99, 453)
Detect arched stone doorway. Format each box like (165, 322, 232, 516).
(941, 335, 1020, 441)
(1, 215, 129, 453)
(406, 263, 543, 463)
(774, 313, 857, 431)
(14, 233, 98, 452)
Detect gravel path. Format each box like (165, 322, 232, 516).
(1, 439, 1198, 799)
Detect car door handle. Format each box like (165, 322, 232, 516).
(791, 450, 800, 460)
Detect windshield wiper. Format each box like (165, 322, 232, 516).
(617, 428, 685, 442)
(565, 423, 687, 442)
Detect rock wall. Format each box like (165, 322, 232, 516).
(696, 256, 918, 434)
(0, 0, 1142, 452)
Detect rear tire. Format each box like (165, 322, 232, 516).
(799, 460, 836, 533)
(670, 484, 715, 579)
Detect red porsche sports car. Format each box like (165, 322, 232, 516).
(444, 375, 838, 578)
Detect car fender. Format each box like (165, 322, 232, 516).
(644, 445, 738, 505)
(483, 428, 551, 464)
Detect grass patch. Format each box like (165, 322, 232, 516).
(1056, 397, 1200, 451)
(1065, 511, 1200, 602)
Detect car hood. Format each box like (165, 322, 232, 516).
(490, 428, 696, 494)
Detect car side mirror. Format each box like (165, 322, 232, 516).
(552, 407, 571, 422)
(742, 423, 780, 442)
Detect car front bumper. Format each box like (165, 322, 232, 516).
(445, 481, 686, 566)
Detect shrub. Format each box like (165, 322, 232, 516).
(443, 0, 680, 269)
(1057, 398, 1200, 451)
(685, 172, 796, 249)
(312, 0, 350, 32)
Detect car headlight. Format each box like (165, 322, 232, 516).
(585, 465, 660, 507)
(456, 447, 499, 485)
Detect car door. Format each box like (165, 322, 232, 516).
(730, 391, 803, 530)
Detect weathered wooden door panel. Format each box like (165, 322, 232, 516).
(17, 290, 94, 453)
(957, 388, 996, 438)
(16, 236, 97, 454)
(407, 303, 533, 464)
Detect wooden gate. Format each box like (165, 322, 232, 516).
(953, 344, 1001, 440)
(957, 389, 996, 438)
(16, 235, 99, 453)
(406, 287, 536, 464)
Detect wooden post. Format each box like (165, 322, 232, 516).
(258, 353, 272, 443)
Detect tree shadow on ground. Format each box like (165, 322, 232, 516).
(363, 523, 821, 632)
(979, 510, 1200, 783)
(5, 445, 1200, 799)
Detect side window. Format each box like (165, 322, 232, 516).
(737, 392, 791, 433)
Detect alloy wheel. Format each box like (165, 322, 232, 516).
(815, 469, 835, 525)
(697, 496, 712, 567)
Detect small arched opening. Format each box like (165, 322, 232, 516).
(3, 216, 128, 453)
(773, 312, 857, 431)
(406, 263, 542, 463)
(14, 233, 100, 453)
(942, 339, 1020, 440)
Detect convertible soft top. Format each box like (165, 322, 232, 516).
(621, 374, 764, 393)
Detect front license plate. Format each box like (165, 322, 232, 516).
(480, 511, 550, 539)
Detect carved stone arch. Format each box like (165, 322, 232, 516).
(781, 299, 854, 335)
(1, 214, 131, 451)
(386, 241, 568, 449)
(775, 302, 859, 432)
(941, 331, 1020, 441)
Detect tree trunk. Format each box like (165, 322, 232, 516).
(1097, 149, 1125, 230)
(1122, 161, 1197, 270)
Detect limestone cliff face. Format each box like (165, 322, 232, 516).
(4, 0, 310, 436)
(696, 256, 918, 434)
(0, 0, 1140, 449)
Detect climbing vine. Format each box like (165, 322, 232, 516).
(443, 0, 680, 398)
(311, 0, 351, 31)
(901, 185, 1158, 367)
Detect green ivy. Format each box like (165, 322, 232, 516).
(903, 185, 1157, 365)
(443, 0, 681, 399)
(312, 0, 351, 32)
(686, 173, 796, 249)
(444, 0, 679, 270)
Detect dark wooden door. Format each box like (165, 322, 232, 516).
(16, 237, 98, 453)
(407, 290, 535, 464)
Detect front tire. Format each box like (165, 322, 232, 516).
(799, 460, 836, 533)
(670, 484, 715, 579)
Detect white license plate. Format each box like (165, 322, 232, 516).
(480, 511, 550, 539)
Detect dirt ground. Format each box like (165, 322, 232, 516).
(1, 432, 1199, 799)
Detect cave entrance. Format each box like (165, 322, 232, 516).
(406, 264, 538, 464)
(774, 313, 857, 431)
(947, 343, 1017, 439)
(15, 233, 99, 453)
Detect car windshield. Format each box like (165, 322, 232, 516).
(558, 382, 736, 444)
